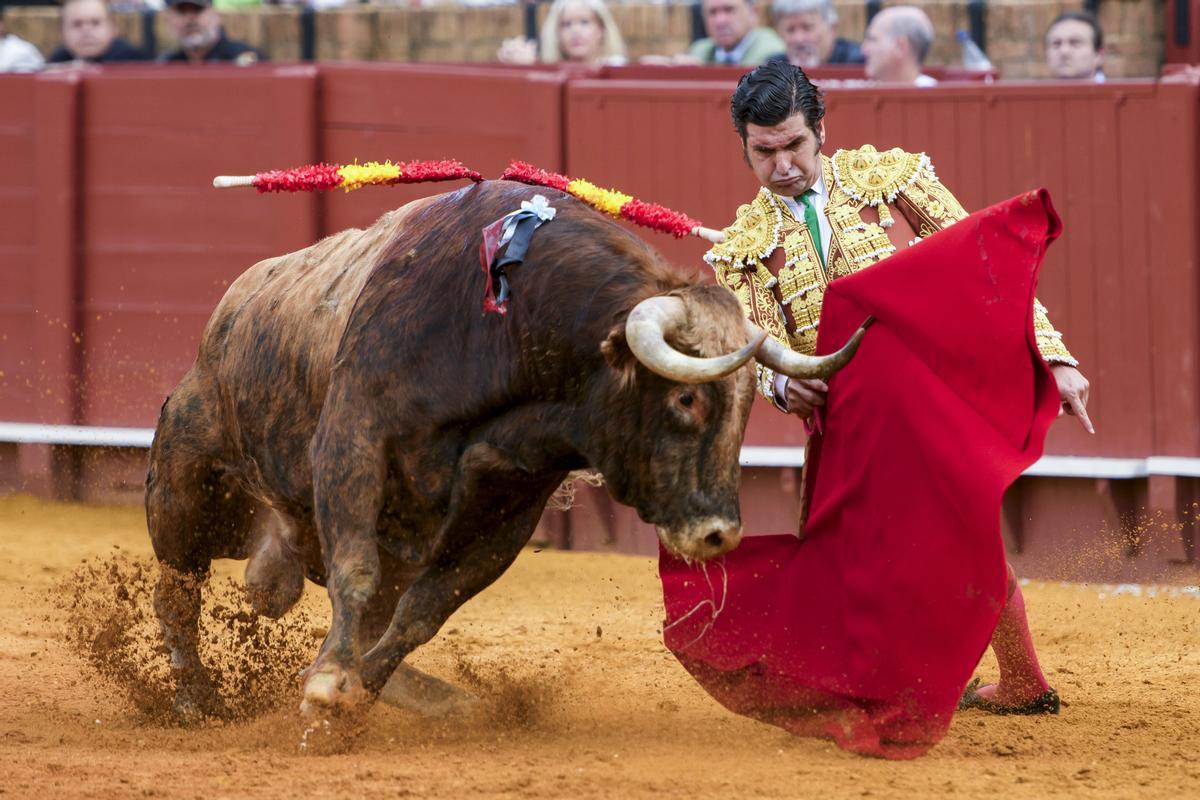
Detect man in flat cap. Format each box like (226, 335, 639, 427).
(159, 0, 264, 65)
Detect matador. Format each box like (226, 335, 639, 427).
(706, 61, 1093, 715)
(708, 145, 1079, 406)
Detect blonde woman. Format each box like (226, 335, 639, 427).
(497, 0, 627, 66)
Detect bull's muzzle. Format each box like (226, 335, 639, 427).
(657, 516, 744, 562)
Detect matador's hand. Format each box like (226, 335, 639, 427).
(1051, 364, 1094, 434)
(782, 377, 828, 420)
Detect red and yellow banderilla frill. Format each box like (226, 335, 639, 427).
(212, 159, 726, 244)
(212, 159, 484, 193)
(499, 161, 724, 242)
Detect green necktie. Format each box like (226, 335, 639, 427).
(798, 190, 825, 267)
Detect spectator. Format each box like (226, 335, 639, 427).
(768, 0, 863, 68)
(0, 14, 44, 72)
(497, 0, 626, 66)
(861, 5, 936, 86)
(1045, 10, 1104, 82)
(159, 0, 264, 64)
(48, 0, 149, 65)
(689, 0, 785, 66)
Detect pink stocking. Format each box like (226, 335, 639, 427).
(977, 576, 1051, 703)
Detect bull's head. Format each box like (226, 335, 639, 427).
(593, 286, 866, 563)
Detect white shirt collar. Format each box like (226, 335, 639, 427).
(775, 170, 827, 204)
(807, 171, 828, 202)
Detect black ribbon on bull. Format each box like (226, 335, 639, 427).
(479, 194, 557, 315)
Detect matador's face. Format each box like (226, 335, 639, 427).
(743, 113, 826, 198)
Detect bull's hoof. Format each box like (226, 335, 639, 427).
(378, 663, 480, 719)
(299, 664, 368, 717)
(296, 712, 366, 756)
(172, 681, 227, 725)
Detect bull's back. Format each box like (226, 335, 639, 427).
(187, 195, 439, 501)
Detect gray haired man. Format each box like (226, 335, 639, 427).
(861, 4, 936, 85)
(769, 0, 864, 68)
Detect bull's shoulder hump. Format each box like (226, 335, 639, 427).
(217, 191, 438, 306)
(196, 196, 444, 370)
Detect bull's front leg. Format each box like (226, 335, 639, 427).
(358, 443, 564, 696)
(304, 424, 386, 714)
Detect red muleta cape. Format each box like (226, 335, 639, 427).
(659, 190, 1064, 758)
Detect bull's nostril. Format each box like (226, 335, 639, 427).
(705, 530, 725, 550)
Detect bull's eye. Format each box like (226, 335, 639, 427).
(679, 392, 694, 408)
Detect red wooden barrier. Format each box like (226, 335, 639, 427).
(0, 76, 42, 426)
(2, 67, 1198, 457)
(0, 65, 1196, 581)
(0, 73, 82, 429)
(0, 73, 83, 492)
(75, 66, 321, 427)
(1144, 79, 1200, 456)
(317, 63, 565, 233)
(565, 77, 1200, 459)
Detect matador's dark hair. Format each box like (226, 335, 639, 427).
(730, 61, 825, 142)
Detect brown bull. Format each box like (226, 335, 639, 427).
(146, 180, 863, 720)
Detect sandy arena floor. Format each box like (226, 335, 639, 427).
(0, 494, 1197, 799)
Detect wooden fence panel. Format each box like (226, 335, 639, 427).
(317, 63, 564, 234)
(0, 76, 41, 424)
(75, 66, 319, 426)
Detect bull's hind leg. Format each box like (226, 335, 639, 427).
(146, 384, 254, 722)
(152, 564, 219, 722)
(358, 444, 564, 696)
(244, 508, 307, 620)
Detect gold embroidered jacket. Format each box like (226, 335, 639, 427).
(705, 145, 1077, 403)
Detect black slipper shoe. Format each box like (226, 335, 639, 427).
(958, 677, 1061, 715)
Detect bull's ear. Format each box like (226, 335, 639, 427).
(601, 324, 637, 386)
(601, 324, 630, 369)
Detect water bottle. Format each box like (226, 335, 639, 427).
(956, 30, 994, 70)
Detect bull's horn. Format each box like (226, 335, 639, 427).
(626, 296, 767, 383)
(749, 316, 873, 379)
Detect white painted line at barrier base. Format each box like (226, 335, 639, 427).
(3, 423, 1200, 480)
(0, 422, 155, 449)
(1093, 583, 1200, 600)
(1025, 579, 1200, 600)
(739, 445, 1200, 479)
(1022, 456, 1149, 479)
(1145, 456, 1200, 478)
(738, 446, 806, 468)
